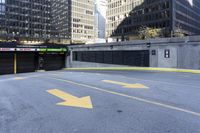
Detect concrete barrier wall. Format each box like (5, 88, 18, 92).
(177, 44, 200, 69)
(67, 61, 127, 68)
(66, 36, 200, 70)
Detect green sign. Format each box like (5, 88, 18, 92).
(37, 48, 67, 52)
(47, 48, 67, 52)
(39, 48, 47, 52)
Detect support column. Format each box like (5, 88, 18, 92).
(14, 53, 17, 74)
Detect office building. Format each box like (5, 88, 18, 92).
(95, 0, 107, 39)
(106, 0, 200, 41)
(0, 0, 95, 44)
(0, 0, 51, 43)
(51, 0, 71, 43)
(51, 0, 95, 44)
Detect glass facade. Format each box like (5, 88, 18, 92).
(0, 0, 95, 43)
(0, 0, 6, 35)
(51, 0, 71, 40)
(106, 0, 172, 39)
(0, 0, 51, 41)
(175, 0, 200, 35)
(0, 1, 5, 14)
(106, 0, 200, 40)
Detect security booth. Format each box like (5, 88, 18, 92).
(0, 42, 68, 75)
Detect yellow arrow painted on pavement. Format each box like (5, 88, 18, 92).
(102, 80, 149, 89)
(47, 89, 93, 109)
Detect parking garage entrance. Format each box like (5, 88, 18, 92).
(0, 42, 67, 75)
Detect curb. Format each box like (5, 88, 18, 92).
(64, 67, 200, 74)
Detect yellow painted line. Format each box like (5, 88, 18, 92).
(121, 76, 200, 89)
(65, 67, 200, 74)
(13, 77, 25, 80)
(0, 75, 43, 82)
(102, 80, 149, 89)
(47, 89, 93, 109)
(10, 74, 43, 81)
(49, 77, 200, 117)
(13, 74, 44, 80)
(49, 73, 61, 76)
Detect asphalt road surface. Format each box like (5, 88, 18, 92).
(0, 70, 200, 133)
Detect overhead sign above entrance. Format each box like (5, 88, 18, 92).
(0, 48, 15, 51)
(16, 48, 36, 52)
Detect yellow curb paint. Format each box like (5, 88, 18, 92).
(47, 89, 93, 109)
(102, 80, 149, 89)
(64, 67, 200, 74)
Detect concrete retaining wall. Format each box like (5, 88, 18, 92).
(66, 36, 200, 70)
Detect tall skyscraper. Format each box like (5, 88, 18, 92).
(51, 0, 71, 43)
(95, 0, 107, 39)
(106, 0, 200, 41)
(0, 0, 51, 43)
(0, 0, 95, 44)
(51, 0, 95, 44)
(173, 0, 200, 35)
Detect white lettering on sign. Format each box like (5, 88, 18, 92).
(0, 48, 15, 51)
(16, 48, 36, 51)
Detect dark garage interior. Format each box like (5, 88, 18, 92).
(0, 42, 67, 75)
